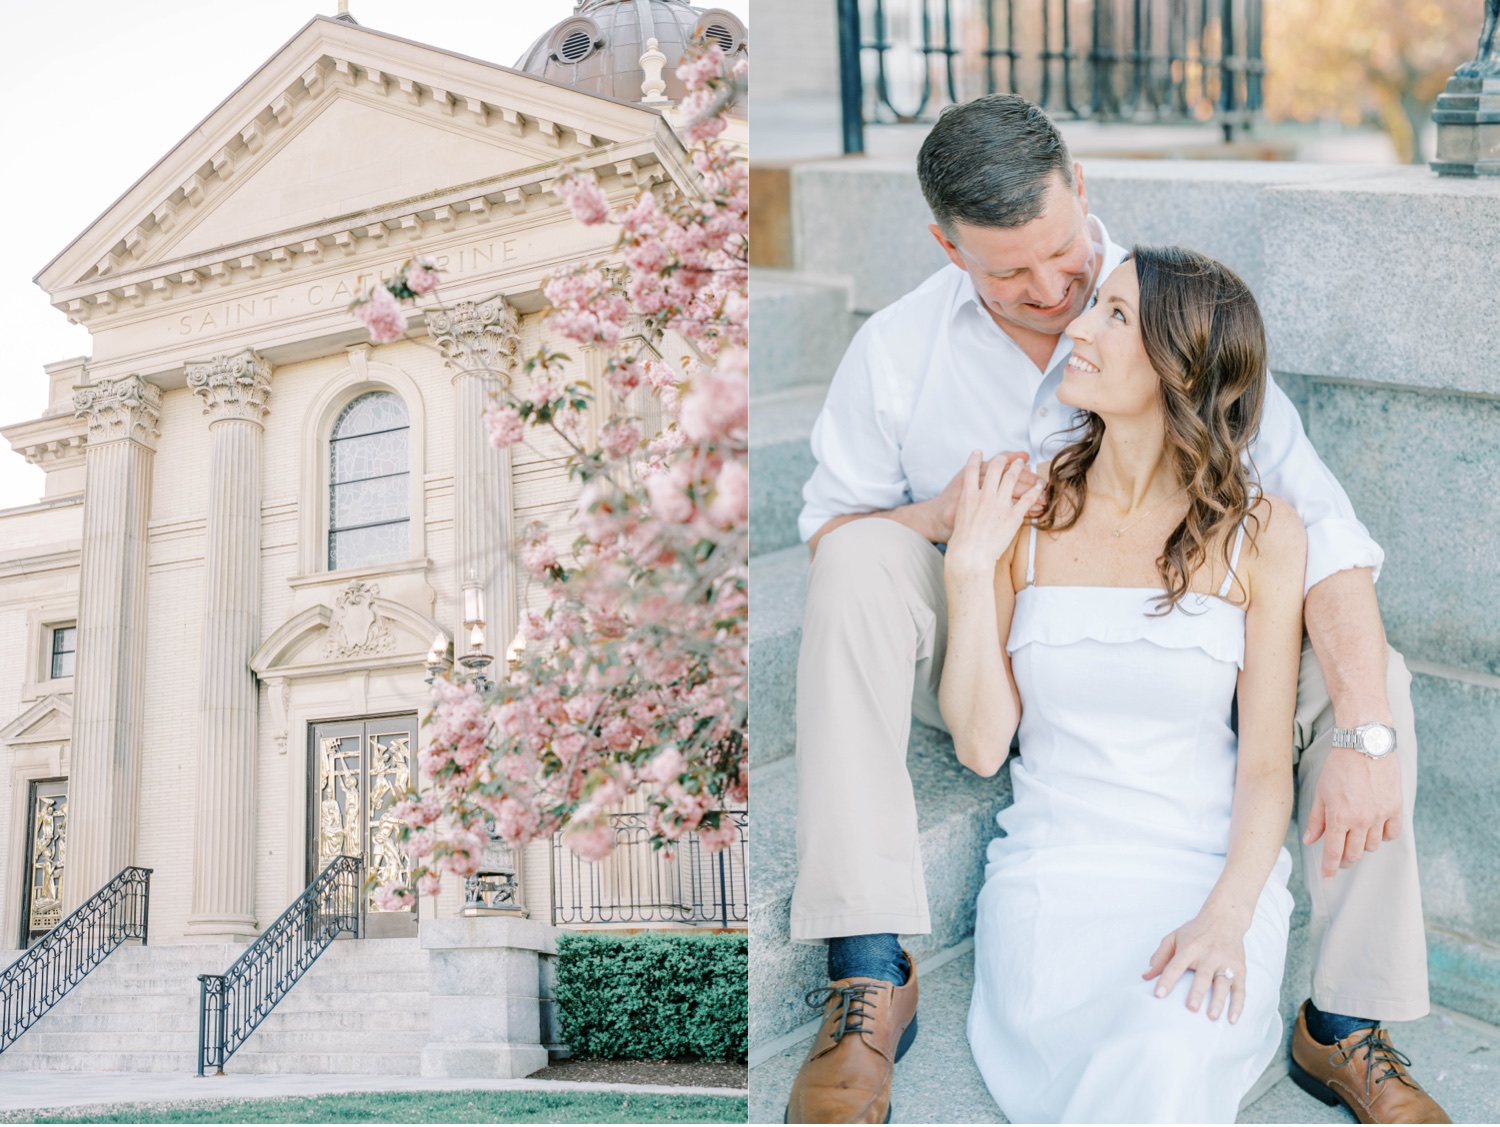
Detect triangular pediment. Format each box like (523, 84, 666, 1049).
(38, 15, 673, 296)
(1, 695, 73, 746)
(159, 89, 582, 263)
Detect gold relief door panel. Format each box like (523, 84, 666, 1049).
(22, 779, 67, 947)
(309, 716, 417, 936)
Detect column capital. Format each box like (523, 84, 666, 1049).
(427, 296, 520, 382)
(187, 349, 273, 423)
(73, 375, 162, 448)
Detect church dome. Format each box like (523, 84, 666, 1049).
(514, 0, 747, 108)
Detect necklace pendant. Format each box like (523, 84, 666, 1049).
(1111, 529, 1121, 537)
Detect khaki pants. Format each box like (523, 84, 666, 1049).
(790, 518, 1430, 1021)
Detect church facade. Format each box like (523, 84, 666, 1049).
(0, 4, 747, 971)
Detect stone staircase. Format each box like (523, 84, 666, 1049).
(746, 234, 1500, 1118)
(0, 938, 430, 1075)
(748, 256, 1035, 1014)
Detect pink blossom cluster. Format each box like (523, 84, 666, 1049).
(354, 284, 408, 344)
(349, 256, 449, 344)
(369, 51, 748, 906)
(543, 267, 630, 346)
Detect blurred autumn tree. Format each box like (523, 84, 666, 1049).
(1265, 0, 1482, 162)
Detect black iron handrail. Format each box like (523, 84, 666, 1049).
(0, 866, 152, 1054)
(838, 0, 1265, 152)
(196, 854, 363, 1076)
(550, 811, 749, 928)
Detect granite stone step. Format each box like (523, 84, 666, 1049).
(0, 1050, 195, 1073)
(748, 731, 1014, 1051)
(750, 944, 1500, 1124)
(749, 270, 860, 397)
(264, 989, 433, 1014)
(0, 937, 431, 1072)
(219, 1050, 425, 1076)
(747, 545, 809, 769)
(231, 1029, 430, 1056)
(749, 382, 826, 558)
(245, 1008, 430, 1035)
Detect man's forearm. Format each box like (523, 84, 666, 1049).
(1303, 566, 1392, 727)
(807, 500, 941, 559)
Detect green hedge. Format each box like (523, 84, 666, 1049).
(554, 931, 748, 1062)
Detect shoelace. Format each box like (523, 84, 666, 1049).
(1329, 1028, 1419, 1097)
(804, 982, 886, 1044)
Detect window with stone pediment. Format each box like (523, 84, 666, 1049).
(328, 391, 410, 571)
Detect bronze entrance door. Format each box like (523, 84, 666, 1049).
(20, 779, 67, 947)
(308, 715, 418, 938)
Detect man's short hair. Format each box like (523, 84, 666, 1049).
(917, 95, 1075, 236)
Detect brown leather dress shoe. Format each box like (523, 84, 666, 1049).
(785, 950, 919, 1124)
(1290, 1001, 1452, 1124)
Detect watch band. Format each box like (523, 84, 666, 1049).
(1331, 721, 1397, 758)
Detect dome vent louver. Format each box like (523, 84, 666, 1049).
(702, 23, 734, 52)
(559, 28, 595, 63)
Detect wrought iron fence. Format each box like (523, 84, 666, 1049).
(197, 854, 362, 1076)
(837, 0, 1264, 152)
(550, 811, 749, 929)
(0, 866, 151, 1054)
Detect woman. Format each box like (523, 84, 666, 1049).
(942, 246, 1307, 1122)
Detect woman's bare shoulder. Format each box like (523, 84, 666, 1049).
(1243, 493, 1307, 593)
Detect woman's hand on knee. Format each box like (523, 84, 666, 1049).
(1144, 912, 1249, 1023)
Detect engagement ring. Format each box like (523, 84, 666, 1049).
(1213, 968, 1235, 982)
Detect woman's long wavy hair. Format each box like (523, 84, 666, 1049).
(1037, 245, 1267, 613)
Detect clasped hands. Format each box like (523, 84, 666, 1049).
(942, 451, 1046, 572)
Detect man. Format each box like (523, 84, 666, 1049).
(784, 94, 1446, 1125)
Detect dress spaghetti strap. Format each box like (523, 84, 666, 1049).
(1217, 492, 1258, 599)
(1025, 523, 1038, 588)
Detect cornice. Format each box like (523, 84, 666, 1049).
(51, 145, 674, 327)
(39, 15, 677, 299)
(1, 414, 90, 472)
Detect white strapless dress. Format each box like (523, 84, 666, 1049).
(967, 541, 1293, 1123)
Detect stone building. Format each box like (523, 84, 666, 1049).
(0, 1, 746, 1076)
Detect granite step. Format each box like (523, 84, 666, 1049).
(0, 937, 429, 1073)
(749, 270, 860, 397)
(747, 545, 810, 770)
(750, 944, 1500, 1124)
(749, 382, 826, 558)
(748, 732, 1014, 1051)
(216, 1050, 425, 1076)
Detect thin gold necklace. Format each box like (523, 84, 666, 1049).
(1107, 487, 1185, 538)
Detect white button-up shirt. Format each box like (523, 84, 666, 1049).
(799, 215, 1383, 595)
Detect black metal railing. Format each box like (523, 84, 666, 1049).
(0, 866, 151, 1054)
(838, 0, 1264, 151)
(196, 855, 362, 1076)
(550, 811, 749, 928)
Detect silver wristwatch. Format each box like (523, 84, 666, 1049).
(1331, 721, 1398, 759)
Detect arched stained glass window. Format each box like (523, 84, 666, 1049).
(328, 391, 409, 570)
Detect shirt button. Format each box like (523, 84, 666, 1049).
(1039, 407, 1049, 417)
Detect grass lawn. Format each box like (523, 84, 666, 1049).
(3, 1089, 748, 1124)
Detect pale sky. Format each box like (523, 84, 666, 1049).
(0, 0, 748, 510)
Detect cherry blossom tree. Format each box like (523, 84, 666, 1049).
(351, 47, 749, 906)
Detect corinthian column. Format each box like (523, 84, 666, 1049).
(184, 350, 271, 940)
(428, 297, 525, 911)
(65, 376, 161, 910)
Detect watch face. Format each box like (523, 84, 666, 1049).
(1362, 725, 1395, 757)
